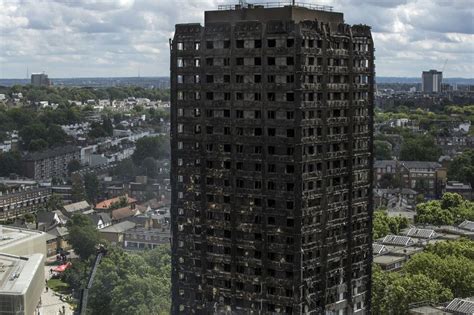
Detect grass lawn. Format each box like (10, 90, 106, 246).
(46, 260, 61, 266)
(47, 278, 70, 294)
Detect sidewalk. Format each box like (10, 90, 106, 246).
(40, 265, 74, 315)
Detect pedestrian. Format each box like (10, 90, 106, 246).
(62, 305, 66, 314)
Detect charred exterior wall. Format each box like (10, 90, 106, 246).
(170, 6, 374, 315)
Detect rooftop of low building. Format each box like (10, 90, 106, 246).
(0, 252, 44, 294)
(99, 221, 136, 234)
(0, 226, 45, 251)
(22, 145, 80, 161)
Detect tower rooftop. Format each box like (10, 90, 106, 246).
(206, 2, 343, 25)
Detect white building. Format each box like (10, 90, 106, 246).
(0, 253, 45, 315)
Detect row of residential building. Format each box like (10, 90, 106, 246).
(374, 159, 473, 202)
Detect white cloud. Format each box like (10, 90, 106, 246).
(0, 0, 472, 78)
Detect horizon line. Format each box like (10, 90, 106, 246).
(1, 76, 473, 80)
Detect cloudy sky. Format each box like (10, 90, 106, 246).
(0, 0, 473, 78)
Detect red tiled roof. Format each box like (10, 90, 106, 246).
(95, 196, 137, 209)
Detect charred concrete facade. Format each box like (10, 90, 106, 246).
(170, 4, 374, 314)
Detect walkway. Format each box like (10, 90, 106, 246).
(39, 265, 74, 315)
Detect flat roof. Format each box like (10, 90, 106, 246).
(373, 255, 405, 266)
(409, 305, 449, 314)
(0, 253, 43, 294)
(100, 221, 136, 234)
(0, 226, 45, 251)
(125, 227, 170, 237)
(390, 246, 423, 256)
(205, 5, 343, 25)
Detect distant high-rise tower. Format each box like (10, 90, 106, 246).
(31, 73, 51, 86)
(170, 3, 374, 314)
(422, 70, 442, 93)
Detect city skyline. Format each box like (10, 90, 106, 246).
(0, 0, 473, 79)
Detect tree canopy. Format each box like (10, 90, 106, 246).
(71, 174, 86, 203)
(400, 134, 442, 161)
(0, 151, 21, 177)
(373, 211, 409, 239)
(84, 173, 100, 204)
(448, 149, 474, 187)
(372, 239, 474, 314)
(19, 122, 69, 151)
(0, 85, 170, 105)
(87, 245, 171, 315)
(66, 213, 100, 260)
(415, 193, 474, 225)
(132, 135, 170, 165)
(375, 140, 392, 160)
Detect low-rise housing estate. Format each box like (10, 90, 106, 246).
(0, 186, 51, 220)
(374, 160, 446, 198)
(22, 145, 81, 180)
(123, 226, 171, 250)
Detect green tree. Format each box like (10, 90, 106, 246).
(29, 138, 48, 151)
(373, 211, 390, 239)
(114, 158, 137, 179)
(415, 193, 474, 225)
(66, 213, 100, 260)
(71, 174, 86, 202)
(415, 200, 454, 225)
(142, 157, 157, 177)
(373, 211, 409, 239)
(425, 238, 474, 260)
(23, 213, 35, 223)
(84, 173, 100, 204)
(87, 246, 170, 315)
(375, 140, 392, 160)
(62, 259, 89, 292)
(46, 124, 68, 146)
(132, 135, 170, 164)
(46, 194, 64, 211)
(19, 123, 47, 149)
(400, 134, 442, 161)
(109, 196, 128, 210)
(101, 117, 114, 136)
(7, 108, 34, 129)
(378, 173, 401, 189)
(441, 192, 464, 209)
(372, 264, 453, 314)
(0, 151, 21, 176)
(88, 122, 108, 139)
(448, 149, 474, 187)
(386, 273, 452, 314)
(403, 244, 474, 298)
(67, 159, 82, 175)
